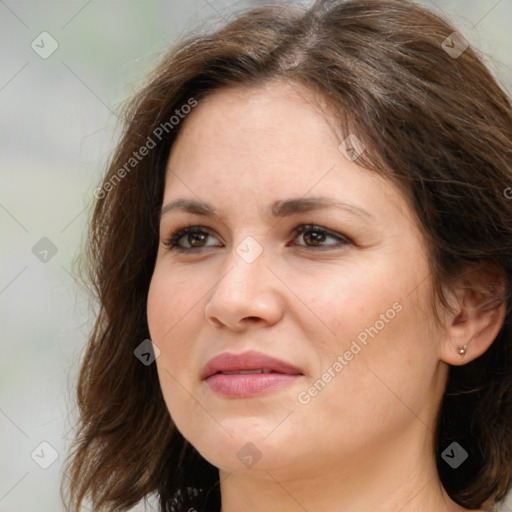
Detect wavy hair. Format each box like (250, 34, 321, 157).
(63, 1, 512, 510)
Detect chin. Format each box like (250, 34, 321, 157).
(197, 439, 289, 473)
(178, 417, 294, 471)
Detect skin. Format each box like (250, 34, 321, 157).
(146, 80, 501, 511)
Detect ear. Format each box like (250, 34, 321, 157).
(439, 265, 506, 366)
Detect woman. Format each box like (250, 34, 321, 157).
(64, 1, 512, 511)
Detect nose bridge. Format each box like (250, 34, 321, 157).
(216, 236, 269, 301)
(205, 235, 284, 328)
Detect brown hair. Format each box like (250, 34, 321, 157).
(63, 1, 512, 511)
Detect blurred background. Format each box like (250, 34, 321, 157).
(1, 0, 511, 510)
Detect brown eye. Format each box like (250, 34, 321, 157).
(164, 226, 221, 252)
(293, 225, 350, 248)
(302, 228, 327, 246)
(187, 232, 208, 247)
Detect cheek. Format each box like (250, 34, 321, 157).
(308, 262, 405, 348)
(307, 283, 439, 438)
(301, 253, 437, 416)
(147, 266, 203, 388)
(147, 269, 204, 428)
(147, 264, 201, 342)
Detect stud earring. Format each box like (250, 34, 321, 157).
(458, 344, 468, 357)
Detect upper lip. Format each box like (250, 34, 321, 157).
(201, 350, 303, 380)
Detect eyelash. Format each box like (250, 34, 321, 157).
(163, 224, 352, 253)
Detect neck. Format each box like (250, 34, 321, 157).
(217, 423, 474, 512)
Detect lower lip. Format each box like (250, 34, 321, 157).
(205, 373, 302, 398)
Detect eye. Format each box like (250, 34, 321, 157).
(291, 224, 351, 249)
(163, 223, 351, 254)
(163, 225, 220, 252)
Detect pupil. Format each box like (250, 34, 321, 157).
(305, 229, 325, 245)
(190, 233, 206, 247)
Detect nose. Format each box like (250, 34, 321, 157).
(205, 245, 285, 331)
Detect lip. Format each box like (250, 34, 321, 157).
(201, 350, 304, 398)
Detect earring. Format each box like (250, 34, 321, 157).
(458, 344, 468, 357)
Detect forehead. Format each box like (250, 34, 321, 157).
(163, 81, 412, 225)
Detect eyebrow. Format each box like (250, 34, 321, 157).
(160, 196, 375, 222)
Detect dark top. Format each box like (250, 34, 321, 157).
(168, 486, 221, 512)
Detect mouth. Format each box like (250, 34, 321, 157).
(220, 369, 275, 375)
(201, 350, 304, 398)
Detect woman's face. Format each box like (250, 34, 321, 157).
(147, 81, 449, 479)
